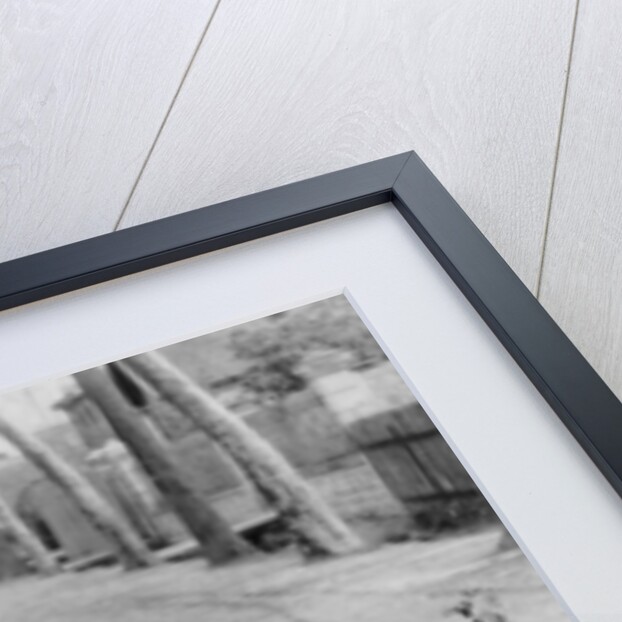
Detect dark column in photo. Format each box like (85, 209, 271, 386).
(0, 493, 59, 576)
(73, 366, 253, 565)
(0, 415, 155, 570)
(124, 351, 363, 558)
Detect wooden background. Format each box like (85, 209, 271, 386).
(2, 1, 620, 402)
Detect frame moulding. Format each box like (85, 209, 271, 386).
(1, 151, 621, 503)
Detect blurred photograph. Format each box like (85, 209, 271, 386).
(0, 295, 566, 621)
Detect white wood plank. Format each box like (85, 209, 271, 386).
(0, 0, 218, 262)
(539, 1, 622, 399)
(119, 0, 576, 289)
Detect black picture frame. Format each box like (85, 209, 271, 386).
(1, 150, 621, 503)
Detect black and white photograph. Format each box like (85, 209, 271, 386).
(0, 296, 566, 621)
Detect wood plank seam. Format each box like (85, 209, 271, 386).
(112, 0, 225, 231)
(535, 0, 581, 299)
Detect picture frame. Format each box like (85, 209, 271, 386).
(1, 149, 621, 507)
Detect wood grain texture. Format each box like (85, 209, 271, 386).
(539, 0, 622, 399)
(0, 0, 218, 262)
(119, 0, 576, 289)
